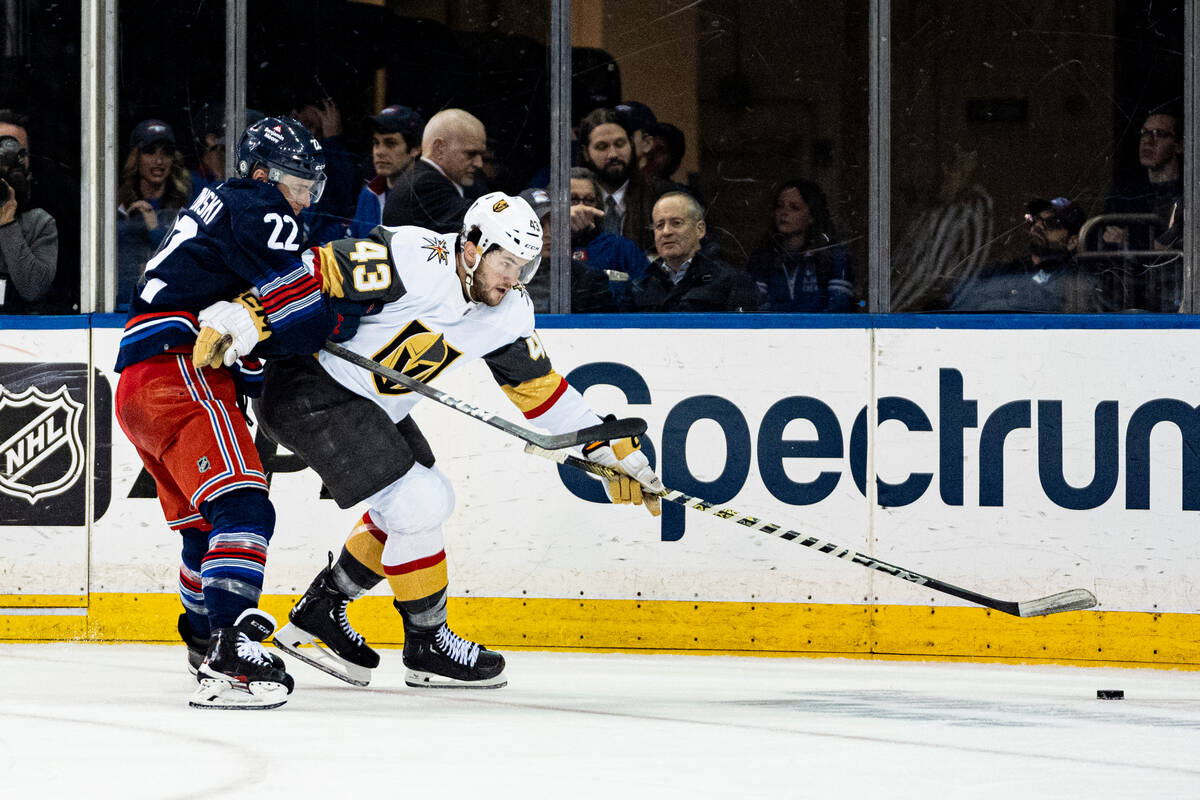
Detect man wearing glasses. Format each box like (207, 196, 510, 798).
(1103, 110, 1183, 251)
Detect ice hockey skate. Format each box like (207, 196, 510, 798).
(177, 613, 208, 679)
(402, 622, 507, 689)
(273, 559, 380, 687)
(189, 608, 294, 710)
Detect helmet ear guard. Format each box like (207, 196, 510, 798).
(460, 192, 544, 294)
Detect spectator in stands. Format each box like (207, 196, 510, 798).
(188, 102, 265, 196)
(0, 109, 57, 313)
(644, 121, 686, 183)
(1103, 110, 1183, 251)
(578, 107, 674, 254)
(382, 108, 486, 233)
(293, 96, 358, 245)
(568, 166, 649, 310)
(632, 192, 757, 312)
(350, 104, 425, 237)
(615, 101, 660, 177)
(950, 196, 1100, 312)
(518, 187, 615, 314)
(890, 142, 993, 311)
(116, 119, 191, 308)
(746, 179, 854, 312)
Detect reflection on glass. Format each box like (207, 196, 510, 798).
(891, 1, 1184, 313)
(116, 1, 224, 311)
(0, 1, 78, 314)
(247, 1, 551, 251)
(570, 0, 869, 313)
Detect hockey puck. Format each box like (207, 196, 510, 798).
(1096, 689, 1124, 699)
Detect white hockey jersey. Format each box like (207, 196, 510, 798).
(311, 225, 601, 434)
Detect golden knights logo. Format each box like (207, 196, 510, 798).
(0, 384, 85, 504)
(421, 236, 449, 264)
(372, 320, 463, 395)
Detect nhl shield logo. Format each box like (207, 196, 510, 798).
(0, 384, 85, 505)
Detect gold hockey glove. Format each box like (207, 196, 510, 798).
(583, 420, 664, 517)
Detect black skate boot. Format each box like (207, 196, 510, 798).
(177, 613, 209, 680)
(273, 556, 380, 686)
(189, 608, 295, 710)
(401, 616, 507, 689)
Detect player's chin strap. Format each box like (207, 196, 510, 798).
(523, 442, 1100, 619)
(462, 244, 484, 302)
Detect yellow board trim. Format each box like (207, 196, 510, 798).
(0, 594, 87, 608)
(2, 593, 1197, 670)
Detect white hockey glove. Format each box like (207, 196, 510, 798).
(192, 292, 269, 368)
(583, 419, 665, 517)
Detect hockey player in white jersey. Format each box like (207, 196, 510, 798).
(249, 191, 663, 688)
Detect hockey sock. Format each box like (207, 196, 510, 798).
(342, 512, 389, 579)
(179, 527, 211, 638)
(332, 545, 384, 599)
(393, 588, 448, 632)
(199, 489, 274, 629)
(385, 549, 448, 617)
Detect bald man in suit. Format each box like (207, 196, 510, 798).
(382, 108, 486, 232)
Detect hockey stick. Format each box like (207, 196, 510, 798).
(322, 341, 646, 450)
(525, 444, 1098, 618)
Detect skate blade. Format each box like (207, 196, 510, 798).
(188, 677, 289, 710)
(273, 623, 372, 687)
(404, 668, 507, 690)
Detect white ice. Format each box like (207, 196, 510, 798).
(0, 644, 1197, 799)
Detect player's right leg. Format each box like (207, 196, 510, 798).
(274, 534, 384, 686)
(372, 465, 507, 689)
(116, 354, 292, 708)
(255, 356, 411, 685)
(189, 488, 293, 709)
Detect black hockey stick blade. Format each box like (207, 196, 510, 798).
(524, 444, 1099, 618)
(323, 341, 645, 450)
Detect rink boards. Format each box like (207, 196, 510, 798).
(1, 314, 1198, 667)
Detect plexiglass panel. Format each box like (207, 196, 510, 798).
(568, 0, 870, 313)
(0, 2, 80, 314)
(891, 1, 1185, 313)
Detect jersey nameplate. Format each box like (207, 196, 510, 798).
(189, 187, 224, 226)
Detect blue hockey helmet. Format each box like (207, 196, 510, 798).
(236, 116, 327, 204)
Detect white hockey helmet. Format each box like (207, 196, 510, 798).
(461, 191, 544, 288)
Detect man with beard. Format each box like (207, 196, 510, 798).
(578, 107, 675, 254)
(950, 196, 1100, 312)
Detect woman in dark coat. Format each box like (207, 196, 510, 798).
(746, 179, 854, 312)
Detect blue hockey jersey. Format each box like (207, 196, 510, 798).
(114, 178, 336, 394)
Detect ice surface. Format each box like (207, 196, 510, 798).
(0, 644, 1197, 799)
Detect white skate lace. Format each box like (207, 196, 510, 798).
(236, 633, 273, 667)
(435, 624, 480, 667)
(337, 600, 365, 646)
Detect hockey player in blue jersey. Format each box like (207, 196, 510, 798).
(113, 116, 338, 709)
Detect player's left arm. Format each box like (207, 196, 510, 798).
(483, 331, 663, 516)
